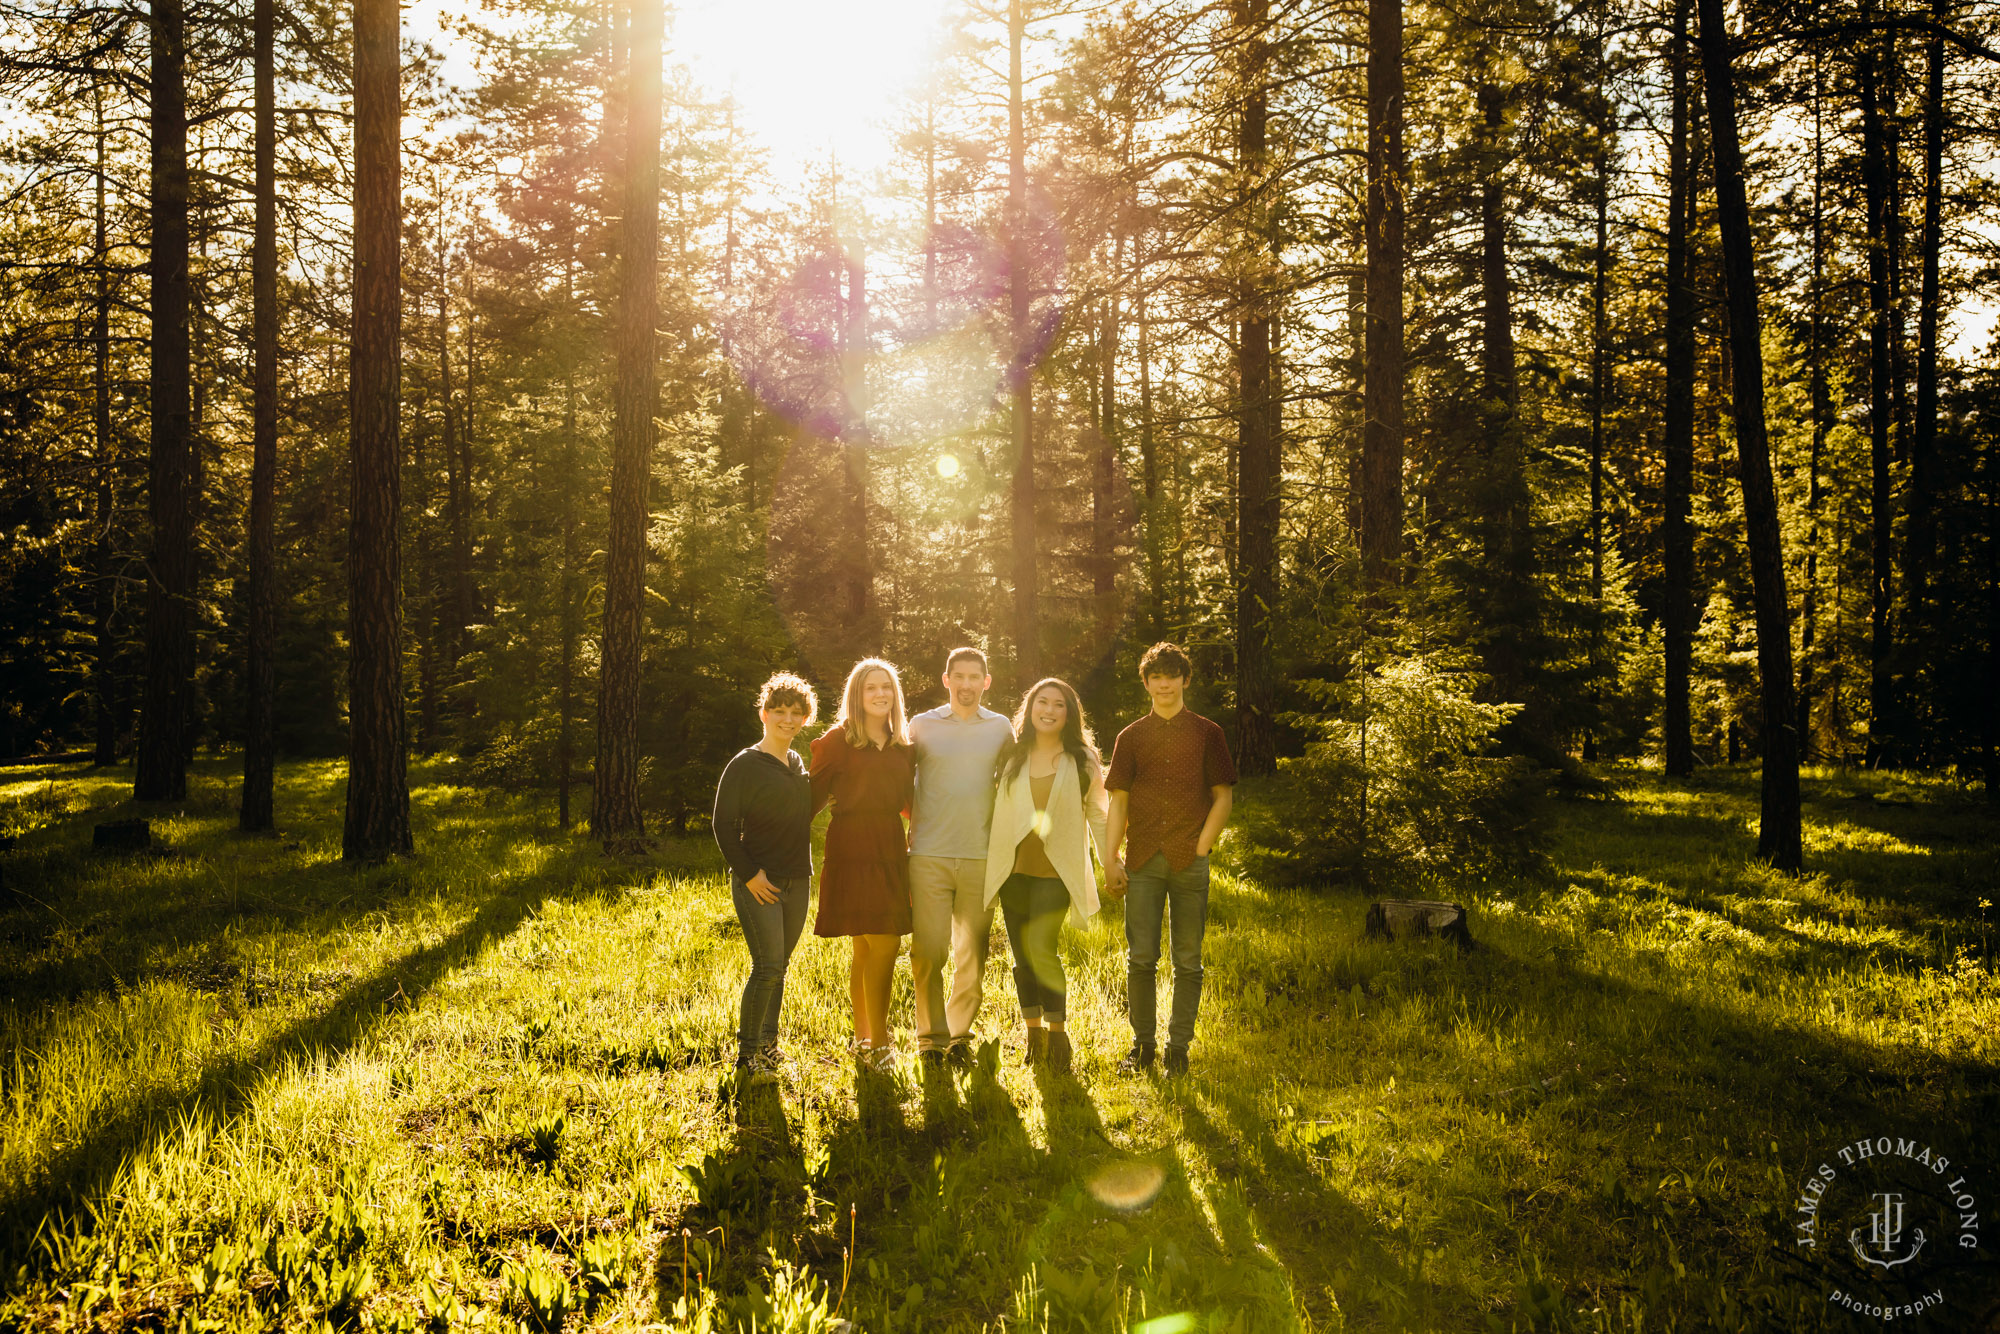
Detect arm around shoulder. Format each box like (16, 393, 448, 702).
(809, 730, 841, 815)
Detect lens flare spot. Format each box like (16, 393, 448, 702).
(1132, 1317, 1196, 1334)
(1087, 1160, 1166, 1213)
(935, 453, 961, 479)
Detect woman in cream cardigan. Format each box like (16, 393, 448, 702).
(983, 676, 1117, 1073)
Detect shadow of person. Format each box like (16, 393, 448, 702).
(653, 1072, 810, 1311)
(0, 861, 591, 1266)
(916, 1052, 966, 1143)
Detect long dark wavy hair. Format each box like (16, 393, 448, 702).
(999, 677, 1101, 797)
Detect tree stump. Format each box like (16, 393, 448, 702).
(1364, 898, 1474, 953)
(93, 818, 152, 852)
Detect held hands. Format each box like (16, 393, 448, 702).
(1103, 859, 1129, 899)
(745, 870, 781, 905)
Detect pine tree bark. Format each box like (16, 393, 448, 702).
(1477, 82, 1532, 724)
(1008, 0, 1040, 682)
(1137, 242, 1163, 637)
(1801, 43, 1828, 759)
(559, 253, 579, 832)
(841, 237, 872, 630)
(1094, 287, 1119, 652)
(1662, 0, 1697, 779)
(1235, 0, 1278, 776)
(91, 84, 122, 769)
(1907, 0, 1946, 713)
(1858, 29, 1900, 767)
(1697, 0, 1802, 870)
(241, 0, 278, 831)
(441, 249, 470, 679)
(592, 0, 662, 844)
(343, 0, 413, 859)
(1585, 54, 1612, 762)
(1362, 0, 1405, 591)
(134, 0, 194, 803)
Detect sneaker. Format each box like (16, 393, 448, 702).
(1116, 1042, 1156, 1074)
(749, 1047, 782, 1083)
(1023, 1027, 1048, 1067)
(945, 1038, 974, 1070)
(1045, 1029, 1072, 1074)
(1162, 1045, 1189, 1077)
(919, 1048, 947, 1071)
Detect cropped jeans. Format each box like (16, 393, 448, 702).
(999, 873, 1069, 1022)
(1122, 851, 1209, 1051)
(731, 873, 812, 1059)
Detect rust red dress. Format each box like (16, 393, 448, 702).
(810, 728, 916, 937)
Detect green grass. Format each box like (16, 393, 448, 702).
(0, 756, 1995, 1331)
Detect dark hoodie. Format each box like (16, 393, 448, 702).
(712, 745, 814, 882)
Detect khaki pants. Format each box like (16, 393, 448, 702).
(908, 855, 993, 1051)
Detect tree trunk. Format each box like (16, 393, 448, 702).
(1008, 0, 1039, 683)
(1662, 0, 1697, 779)
(134, 0, 194, 803)
(343, 0, 412, 859)
(1478, 90, 1516, 415)
(1094, 288, 1119, 650)
(841, 235, 872, 628)
(1698, 0, 1802, 870)
(1907, 0, 1945, 730)
(241, 0, 278, 831)
(593, 0, 663, 844)
(1476, 82, 1533, 725)
(414, 335, 438, 752)
(1362, 0, 1405, 590)
(1585, 80, 1611, 763)
(1800, 40, 1828, 760)
(1235, 0, 1278, 776)
(1137, 241, 1162, 638)
(1858, 29, 1899, 768)
(441, 246, 469, 680)
(559, 254, 579, 832)
(91, 83, 122, 769)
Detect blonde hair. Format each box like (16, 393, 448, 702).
(834, 657, 911, 749)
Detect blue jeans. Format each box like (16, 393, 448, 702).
(1123, 851, 1209, 1051)
(999, 873, 1068, 1022)
(732, 873, 811, 1058)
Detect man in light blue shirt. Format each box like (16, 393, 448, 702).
(908, 647, 1014, 1068)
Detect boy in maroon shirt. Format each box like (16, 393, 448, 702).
(1104, 642, 1237, 1075)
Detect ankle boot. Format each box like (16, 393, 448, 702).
(1024, 1026, 1048, 1066)
(1045, 1029, 1072, 1073)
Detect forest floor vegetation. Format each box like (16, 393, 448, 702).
(0, 756, 1995, 1331)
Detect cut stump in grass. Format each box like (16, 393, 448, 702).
(93, 818, 152, 851)
(1364, 898, 1474, 952)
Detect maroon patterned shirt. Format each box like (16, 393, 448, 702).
(1106, 708, 1237, 872)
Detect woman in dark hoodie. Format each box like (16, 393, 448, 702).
(713, 672, 819, 1081)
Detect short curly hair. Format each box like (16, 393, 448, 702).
(757, 672, 819, 724)
(1138, 641, 1192, 681)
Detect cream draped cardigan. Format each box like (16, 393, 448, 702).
(982, 748, 1111, 928)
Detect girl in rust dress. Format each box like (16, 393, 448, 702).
(811, 658, 916, 1073)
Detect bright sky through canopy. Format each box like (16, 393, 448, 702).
(675, 0, 945, 180)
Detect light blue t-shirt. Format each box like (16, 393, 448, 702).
(908, 704, 1013, 858)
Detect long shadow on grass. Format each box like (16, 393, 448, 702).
(1167, 1081, 1468, 1331)
(0, 859, 595, 1269)
(1341, 931, 2000, 1323)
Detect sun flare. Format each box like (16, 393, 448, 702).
(676, 0, 947, 178)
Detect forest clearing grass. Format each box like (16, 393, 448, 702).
(0, 756, 1995, 1331)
